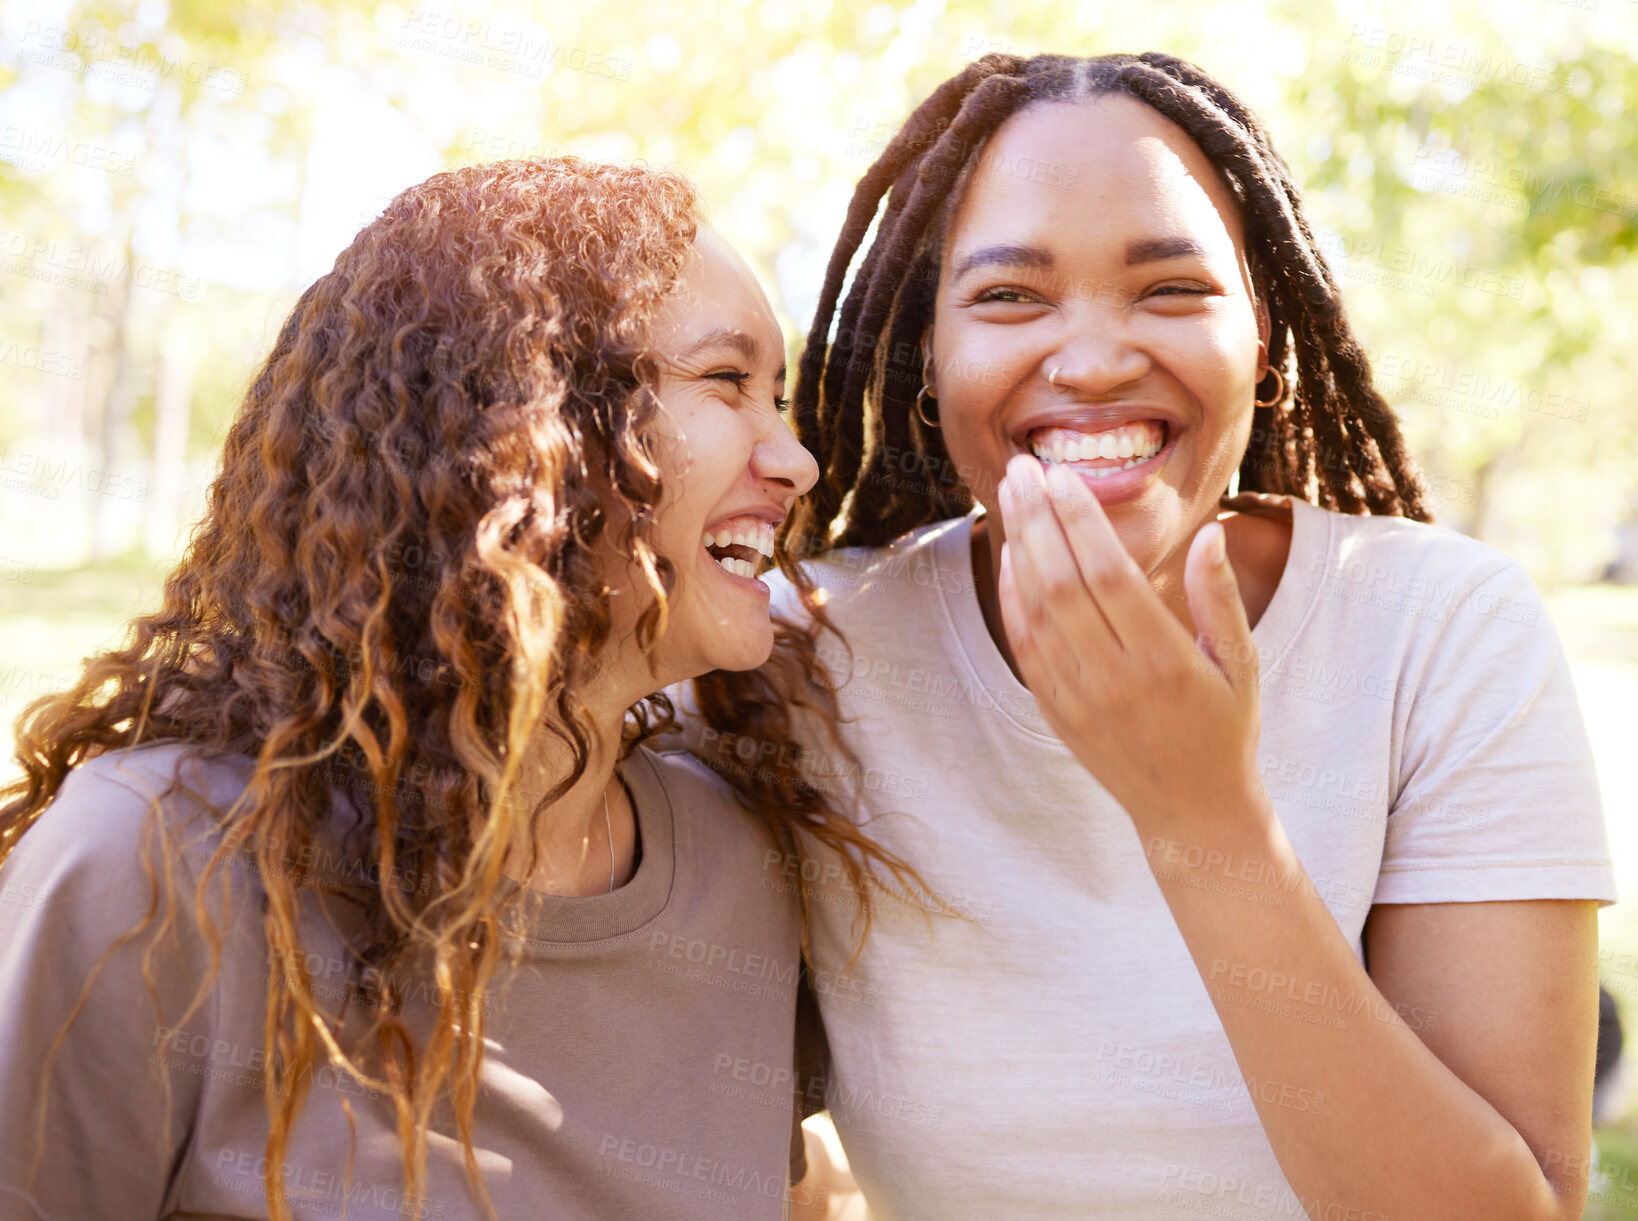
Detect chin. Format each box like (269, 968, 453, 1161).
(706, 626, 776, 675)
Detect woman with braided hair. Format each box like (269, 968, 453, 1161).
(690, 52, 1613, 1219)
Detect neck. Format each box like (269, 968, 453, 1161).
(503, 660, 651, 896)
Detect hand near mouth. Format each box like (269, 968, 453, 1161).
(995, 452, 1273, 837)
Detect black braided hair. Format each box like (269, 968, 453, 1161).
(788, 51, 1432, 554)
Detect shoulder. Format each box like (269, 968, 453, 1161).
(1245, 495, 1548, 651)
(10, 742, 254, 888)
(1291, 497, 1528, 598)
(0, 744, 256, 983)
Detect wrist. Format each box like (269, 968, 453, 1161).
(1138, 789, 1289, 880)
(1136, 767, 1275, 830)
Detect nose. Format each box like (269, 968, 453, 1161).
(1046, 310, 1150, 397)
(753, 411, 820, 499)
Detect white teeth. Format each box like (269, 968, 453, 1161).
(713, 555, 758, 578)
(703, 517, 777, 581)
(1028, 423, 1165, 466)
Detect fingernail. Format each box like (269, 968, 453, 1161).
(1046, 462, 1079, 495)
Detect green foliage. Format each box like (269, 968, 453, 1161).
(0, 0, 1633, 578)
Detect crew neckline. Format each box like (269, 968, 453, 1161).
(498, 745, 676, 946)
(930, 495, 1330, 742)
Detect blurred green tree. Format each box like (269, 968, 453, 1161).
(1, 0, 1633, 579)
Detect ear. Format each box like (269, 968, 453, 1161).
(920, 327, 937, 396)
(1253, 292, 1271, 356)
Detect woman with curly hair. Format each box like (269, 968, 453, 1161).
(0, 157, 903, 1220)
(689, 53, 1615, 1219)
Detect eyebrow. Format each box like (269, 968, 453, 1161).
(951, 243, 1054, 281)
(674, 327, 788, 385)
(1125, 236, 1207, 265)
(951, 236, 1208, 281)
(680, 327, 762, 363)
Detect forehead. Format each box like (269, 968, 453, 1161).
(947, 95, 1247, 262)
(651, 226, 781, 353)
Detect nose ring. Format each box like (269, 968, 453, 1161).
(1048, 365, 1065, 393)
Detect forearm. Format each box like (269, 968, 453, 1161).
(1142, 809, 1583, 1221)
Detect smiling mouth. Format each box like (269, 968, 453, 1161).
(1026, 420, 1168, 480)
(702, 517, 776, 579)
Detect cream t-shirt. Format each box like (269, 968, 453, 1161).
(0, 742, 802, 1220)
(691, 494, 1615, 1221)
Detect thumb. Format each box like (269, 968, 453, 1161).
(1184, 521, 1257, 694)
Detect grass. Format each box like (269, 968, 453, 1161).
(2, 561, 1637, 1215)
(0, 556, 168, 764)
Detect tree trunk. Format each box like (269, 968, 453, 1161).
(145, 319, 193, 558)
(90, 234, 139, 563)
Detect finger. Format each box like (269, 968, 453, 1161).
(997, 541, 1059, 707)
(1001, 478, 1111, 704)
(1000, 456, 1121, 655)
(1184, 521, 1259, 698)
(1039, 461, 1189, 657)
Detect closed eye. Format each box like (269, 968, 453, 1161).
(708, 369, 790, 413)
(971, 286, 1040, 305)
(1147, 282, 1216, 298)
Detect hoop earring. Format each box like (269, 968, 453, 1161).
(1254, 365, 1285, 408)
(915, 384, 940, 428)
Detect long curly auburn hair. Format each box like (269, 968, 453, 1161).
(0, 157, 918, 1219)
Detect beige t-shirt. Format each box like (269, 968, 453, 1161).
(683, 494, 1616, 1221)
(0, 742, 802, 1220)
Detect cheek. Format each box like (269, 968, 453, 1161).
(646, 400, 694, 504)
(937, 404, 1004, 511)
(933, 314, 1033, 402)
(653, 400, 742, 507)
(1170, 334, 1258, 483)
(931, 322, 1028, 488)
(1159, 317, 1258, 422)
(643, 432, 705, 572)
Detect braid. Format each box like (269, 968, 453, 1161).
(791, 51, 1431, 558)
(789, 54, 1030, 548)
(1129, 59, 1427, 517)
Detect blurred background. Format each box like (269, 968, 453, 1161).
(1, 0, 1635, 1212)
